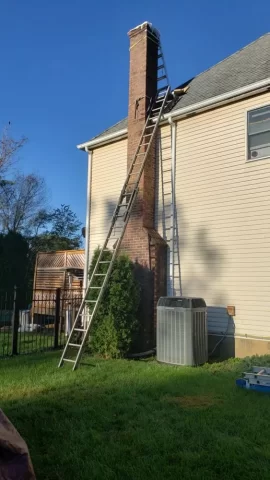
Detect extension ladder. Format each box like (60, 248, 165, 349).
(236, 366, 270, 392)
(59, 36, 171, 370)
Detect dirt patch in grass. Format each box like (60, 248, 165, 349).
(164, 395, 218, 408)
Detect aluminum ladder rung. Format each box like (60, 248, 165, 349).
(94, 273, 107, 276)
(131, 161, 144, 167)
(63, 358, 76, 363)
(69, 343, 81, 348)
(144, 133, 154, 138)
(156, 93, 166, 99)
(99, 261, 111, 263)
(74, 328, 87, 332)
(157, 86, 169, 93)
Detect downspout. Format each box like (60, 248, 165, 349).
(83, 149, 92, 292)
(168, 117, 176, 296)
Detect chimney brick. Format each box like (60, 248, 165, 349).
(121, 22, 167, 350)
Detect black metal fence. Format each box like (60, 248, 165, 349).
(0, 287, 83, 358)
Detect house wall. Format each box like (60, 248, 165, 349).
(88, 139, 127, 264)
(156, 91, 270, 357)
(155, 125, 174, 294)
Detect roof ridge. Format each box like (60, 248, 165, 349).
(191, 32, 270, 82)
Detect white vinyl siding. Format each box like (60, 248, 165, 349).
(155, 125, 174, 294)
(89, 139, 127, 263)
(172, 92, 270, 338)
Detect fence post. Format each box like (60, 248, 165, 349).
(54, 288, 61, 349)
(11, 286, 19, 355)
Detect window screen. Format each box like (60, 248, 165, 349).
(247, 105, 270, 160)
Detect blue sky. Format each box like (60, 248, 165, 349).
(1, 0, 269, 225)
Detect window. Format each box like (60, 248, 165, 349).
(247, 105, 270, 160)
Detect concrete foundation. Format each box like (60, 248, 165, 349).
(208, 334, 270, 360)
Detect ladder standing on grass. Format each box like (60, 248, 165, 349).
(58, 34, 171, 370)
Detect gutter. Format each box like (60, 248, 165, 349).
(162, 77, 270, 123)
(83, 149, 92, 291)
(77, 128, 128, 151)
(77, 78, 270, 151)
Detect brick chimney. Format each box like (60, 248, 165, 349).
(121, 22, 167, 350)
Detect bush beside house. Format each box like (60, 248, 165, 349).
(88, 248, 140, 358)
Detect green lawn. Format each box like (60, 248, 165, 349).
(1, 352, 270, 480)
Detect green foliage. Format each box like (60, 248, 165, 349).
(88, 247, 140, 358)
(26, 204, 82, 288)
(0, 231, 29, 289)
(30, 233, 80, 254)
(49, 204, 82, 247)
(109, 255, 140, 353)
(30, 204, 82, 253)
(91, 316, 119, 359)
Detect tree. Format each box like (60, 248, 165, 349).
(0, 126, 27, 178)
(29, 204, 82, 253)
(0, 173, 47, 234)
(50, 205, 82, 245)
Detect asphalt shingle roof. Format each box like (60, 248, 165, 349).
(171, 32, 270, 111)
(85, 33, 270, 143)
(90, 118, 128, 141)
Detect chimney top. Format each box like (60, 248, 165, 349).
(128, 21, 160, 39)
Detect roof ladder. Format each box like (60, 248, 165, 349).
(58, 34, 171, 370)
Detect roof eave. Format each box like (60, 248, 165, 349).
(77, 128, 128, 151)
(77, 77, 270, 151)
(163, 77, 270, 123)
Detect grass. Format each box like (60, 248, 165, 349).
(1, 352, 270, 480)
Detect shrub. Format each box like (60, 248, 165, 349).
(91, 315, 119, 359)
(87, 248, 140, 358)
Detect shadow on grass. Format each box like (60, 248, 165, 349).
(2, 354, 270, 480)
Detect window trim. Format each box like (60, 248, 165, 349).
(246, 103, 270, 162)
